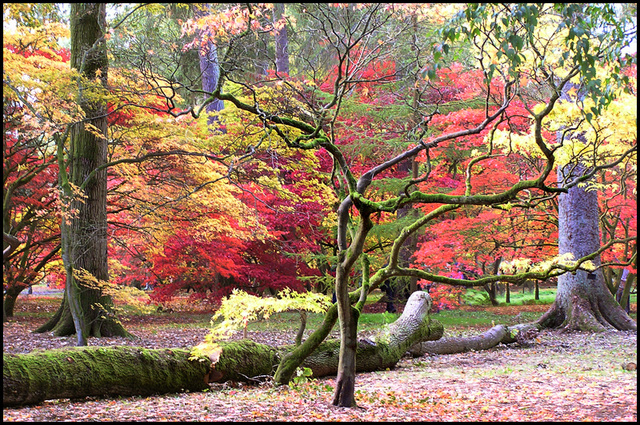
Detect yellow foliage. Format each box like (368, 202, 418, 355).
(73, 268, 155, 315)
(3, 28, 82, 141)
(203, 288, 332, 343)
(493, 86, 636, 171)
(501, 253, 597, 276)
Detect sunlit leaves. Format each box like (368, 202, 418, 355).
(199, 288, 332, 343)
(73, 268, 155, 315)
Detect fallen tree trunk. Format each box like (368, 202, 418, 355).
(4, 291, 443, 407)
(3, 346, 211, 407)
(410, 324, 510, 356)
(409, 323, 540, 356)
(299, 291, 444, 377)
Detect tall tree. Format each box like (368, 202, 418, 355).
(36, 3, 130, 344)
(537, 81, 636, 331)
(273, 3, 289, 75)
(539, 162, 636, 331)
(195, 4, 224, 126)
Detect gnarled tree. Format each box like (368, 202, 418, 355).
(144, 3, 638, 407)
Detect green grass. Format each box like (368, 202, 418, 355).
(463, 286, 637, 308)
(238, 311, 401, 334)
(462, 287, 557, 306)
(13, 288, 636, 336)
(240, 308, 522, 336)
(432, 309, 543, 329)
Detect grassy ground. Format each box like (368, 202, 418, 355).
(461, 287, 559, 306)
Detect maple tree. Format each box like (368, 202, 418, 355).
(103, 91, 336, 305)
(3, 10, 71, 320)
(2, 96, 61, 319)
(3, 4, 238, 339)
(95, 4, 336, 306)
(3, 4, 278, 334)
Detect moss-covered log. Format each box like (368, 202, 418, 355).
(3, 340, 281, 407)
(3, 346, 210, 407)
(4, 292, 444, 406)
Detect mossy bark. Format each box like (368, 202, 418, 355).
(3, 346, 210, 407)
(3, 341, 283, 407)
(273, 294, 342, 385)
(36, 3, 131, 344)
(205, 340, 282, 382)
(5, 292, 444, 407)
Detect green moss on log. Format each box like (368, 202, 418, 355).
(4, 292, 446, 406)
(3, 346, 210, 407)
(211, 340, 281, 382)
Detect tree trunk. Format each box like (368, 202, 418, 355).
(3, 284, 24, 319)
(3, 242, 60, 320)
(273, 298, 340, 385)
(35, 4, 130, 343)
(484, 282, 500, 306)
(273, 3, 289, 75)
(3, 233, 22, 322)
(536, 163, 636, 332)
(331, 206, 374, 407)
(4, 291, 443, 407)
(196, 5, 224, 126)
(3, 346, 211, 407)
(332, 303, 359, 407)
(616, 271, 634, 314)
(410, 324, 512, 356)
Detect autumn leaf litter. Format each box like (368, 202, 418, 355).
(3, 299, 637, 422)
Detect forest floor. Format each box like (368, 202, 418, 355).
(2, 293, 637, 422)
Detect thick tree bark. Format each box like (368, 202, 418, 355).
(273, 3, 289, 75)
(409, 324, 518, 356)
(195, 4, 224, 126)
(35, 4, 131, 342)
(4, 291, 443, 407)
(535, 83, 636, 333)
(536, 163, 636, 332)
